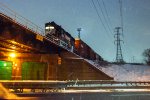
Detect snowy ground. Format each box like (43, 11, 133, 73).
(100, 64, 150, 81)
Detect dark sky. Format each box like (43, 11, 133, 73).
(1, 0, 150, 63)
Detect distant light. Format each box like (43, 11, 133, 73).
(75, 38, 80, 40)
(11, 46, 16, 49)
(14, 63, 17, 67)
(54, 38, 59, 41)
(9, 53, 16, 58)
(58, 57, 62, 65)
(17, 68, 19, 71)
(3, 63, 7, 67)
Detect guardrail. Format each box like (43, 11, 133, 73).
(67, 80, 150, 89)
(1, 80, 150, 93)
(0, 80, 67, 93)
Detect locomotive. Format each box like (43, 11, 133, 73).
(45, 22, 104, 63)
(45, 21, 75, 50)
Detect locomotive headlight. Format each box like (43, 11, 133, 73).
(49, 26, 54, 29)
(45, 26, 54, 30)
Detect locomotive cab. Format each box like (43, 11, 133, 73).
(45, 24, 55, 35)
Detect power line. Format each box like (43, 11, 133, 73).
(96, 0, 113, 36)
(91, 0, 112, 40)
(119, 0, 124, 36)
(101, 0, 113, 30)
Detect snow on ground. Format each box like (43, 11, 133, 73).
(85, 59, 150, 81)
(100, 64, 150, 81)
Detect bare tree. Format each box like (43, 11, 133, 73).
(143, 49, 150, 65)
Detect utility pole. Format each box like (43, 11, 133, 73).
(114, 27, 124, 63)
(131, 56, 135, 63)
(77, 28, 81, 39)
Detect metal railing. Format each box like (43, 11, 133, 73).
(45, 35, 69, 50)
(0, 2, 44, 35)
(0, 2, 69, 50)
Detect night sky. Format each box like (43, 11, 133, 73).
(1, 0, 150, 63)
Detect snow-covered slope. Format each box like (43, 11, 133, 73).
(100, 64, 150, 81)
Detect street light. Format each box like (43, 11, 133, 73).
(9, 53, 16, 58)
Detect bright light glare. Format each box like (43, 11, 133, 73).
(14, 64, 17, 66)
(45, 26, 54, 30)
(9, 53, 16, 58)
(3, 63, 7, 67)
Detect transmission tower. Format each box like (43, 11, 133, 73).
(114, 27, 124, 63)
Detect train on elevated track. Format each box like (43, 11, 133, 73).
(45, 21, 104, 63)
(0, 11, 111, 81)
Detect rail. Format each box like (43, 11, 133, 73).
(0, 2, 69, 50)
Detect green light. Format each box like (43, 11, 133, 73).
(0, 61, 13, 80)
(4, 63, 7, 67)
